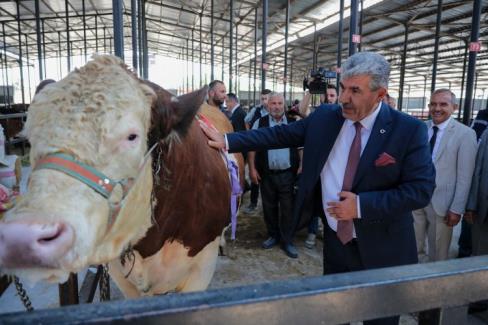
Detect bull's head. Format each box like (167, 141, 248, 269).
(0, 55, 206, 283)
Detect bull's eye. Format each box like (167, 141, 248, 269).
(127, 134, 138, 141)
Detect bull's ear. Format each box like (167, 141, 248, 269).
(170, 86, 208, 135)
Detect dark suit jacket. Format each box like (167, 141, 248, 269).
(227, 104, 436, 269)
(230, 105, 247, 132)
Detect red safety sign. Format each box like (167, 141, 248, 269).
(470, 41, 481, 52)
(262, 63, 269, 70)
(352, 34, 361, 44)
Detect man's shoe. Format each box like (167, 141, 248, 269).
(282, 243, 298, 258)
(262, 237, 278, 249)
(468, 301, 488, 314)
(304, 233, 316, 249)
(243, 203, 257, 214)
(457, 249, 472, 258)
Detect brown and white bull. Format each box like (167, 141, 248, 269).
(0, 55, 243, 297)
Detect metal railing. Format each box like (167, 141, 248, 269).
(2, 256, 488, 324)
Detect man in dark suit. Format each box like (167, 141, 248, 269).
(200, 52, 435, 325)
(225, 93, 247, 132)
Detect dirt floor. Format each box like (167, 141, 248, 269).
(209, 193, 323, 289)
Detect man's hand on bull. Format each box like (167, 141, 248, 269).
(198, 121, 226, 149)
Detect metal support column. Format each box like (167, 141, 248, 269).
(131, 0, 138, 71)
(1, 23, 11, 108)
(82, 0, 87, 62)
(42, 19, 46, 76)
(113, 0, 124, 60)
(462, 0, 482, 125)
(261, 0, 268, 91)
(289, 57, 293, 104)
(204, 52, 208, 85)
(283, 0, 289, 101)
(186, 38, 189, 92)
(422, 76, 427, 119)
(103, 27, 107, 53)
(210, 0, 215, 81)
(137, 0, 143, 76)
(430, 0, 443, 92)
(65, 0, 71, 72)
(35, 0, 43, 81)
(312, 24, 318, 71)
(25, 34, 32, 101)
(253, 6, 257, 104)
(16, 0, 25, 105)
(358, 0, 363, 52)
(95, 16, 99, 53)
(229, 0, 233, 92)
(248, 59, 252, 105)
(336, 0, 344, 89)
(348, 0, 359, 56)
(235, 25, 238, 95)
(58, 32, 62, 78)
(142, 0, 148, 79)
(199, 13, 203, 87)
(472, 73, 479, 120)
(191, 30, 194, 91)
(398, 23, 409, 111)
(221, 38, 225, 81)
(458, 41, 468, 120)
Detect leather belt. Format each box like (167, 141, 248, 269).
(267, 168, 292, 175)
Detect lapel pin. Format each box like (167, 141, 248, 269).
(380, 129, 386, 134)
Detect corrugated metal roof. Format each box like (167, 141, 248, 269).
(0, 0, 487, 95)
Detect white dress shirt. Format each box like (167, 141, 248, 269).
(429, 117, 451, 161)
(320, 102, 382, 237)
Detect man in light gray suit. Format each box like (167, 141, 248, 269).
(413, 89, 477, 262)
(465, 130, 488, 255)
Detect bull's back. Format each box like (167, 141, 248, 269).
(199, 104, 245, 188)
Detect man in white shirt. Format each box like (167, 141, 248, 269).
(200, 52, 435, 325)
(413, 89, 477, 262)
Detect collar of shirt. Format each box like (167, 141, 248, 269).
(269, 114, 287, 127)
(343, 101, 382, 131)
(432, 116, 451, 130)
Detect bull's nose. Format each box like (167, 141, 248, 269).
(0, 221, 75, 268)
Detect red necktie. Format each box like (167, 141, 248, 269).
(337, 122, 362, 244)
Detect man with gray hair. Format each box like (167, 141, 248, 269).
(413, 89, 477, 262)
(247, 92, 301, 258)
(200, 52, 435, 325)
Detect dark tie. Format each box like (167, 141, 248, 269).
(430, 126, 439, 154)
(337, 122, 362, 245)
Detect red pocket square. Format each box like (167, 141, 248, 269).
(375, 152, 396, 167)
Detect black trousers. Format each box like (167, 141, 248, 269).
(323, 224, 400, 325)
(250, 182, 259, 205)
(260, 170, 295, 244)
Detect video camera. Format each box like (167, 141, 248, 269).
(303, 67, 337, 94)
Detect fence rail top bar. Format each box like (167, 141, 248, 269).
(2, 256, 488, 324)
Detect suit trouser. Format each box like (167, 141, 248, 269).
(472, 219, 488, 256)
(457, 218, 472, 256)
(260, 170, 295, 244)
(250, 182, 259, 205)
(413, 203, 453, 262)
(322, 225, 400, 325)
